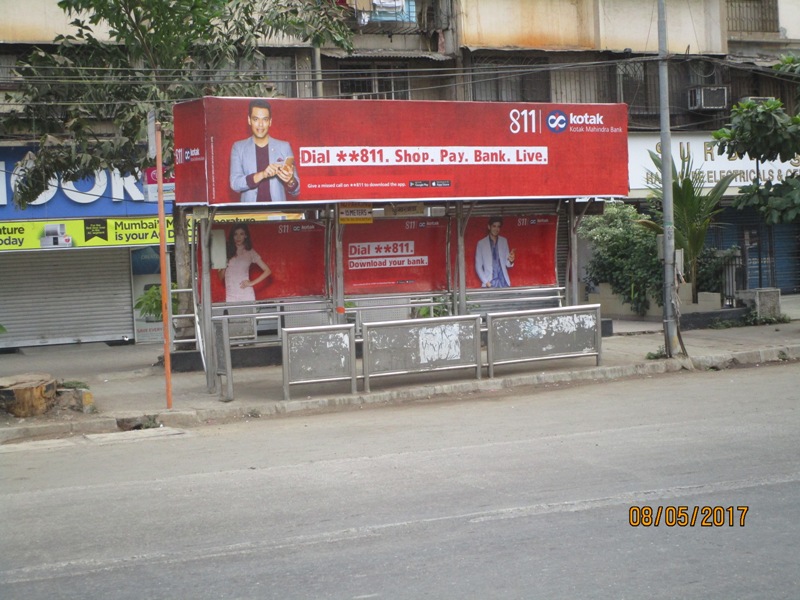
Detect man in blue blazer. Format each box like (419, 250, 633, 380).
(229, 99, 300, 203)
(475, 216, 516, 288)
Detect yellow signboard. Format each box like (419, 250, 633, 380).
(338, 203, 374, 224)
(0, 217, 174, 252)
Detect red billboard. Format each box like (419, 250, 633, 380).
(208, 221, 326, 303)
(462, 214, 558, 289)
(174, 98, 628, 206)
(343, 218, 450, 295)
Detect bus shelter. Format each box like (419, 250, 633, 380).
(173, 97, 628, 396)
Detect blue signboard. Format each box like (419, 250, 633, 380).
(0, 147, 172, 221)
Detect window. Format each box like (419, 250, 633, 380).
(471, 57, 550, 102)
(617, 61, 660, 114)
(727, 0, 779, 34)
(239, 55, 297, 98)
(369, 0, 416, 23)
(339, 63, 410, 99)
(0, 54, 20, 91)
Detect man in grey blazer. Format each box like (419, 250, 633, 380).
(229, 99, 300, 203)
(475, 216, 516, 288)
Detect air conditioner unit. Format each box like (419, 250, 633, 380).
(687, 86, 729, 111)
(740, 96, 775, 104)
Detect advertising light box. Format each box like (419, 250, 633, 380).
(174, 97, 629, 206)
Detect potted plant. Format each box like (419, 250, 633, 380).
(134, 284, 178, 322)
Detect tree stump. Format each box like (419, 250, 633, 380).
(0, 373, 58, 417)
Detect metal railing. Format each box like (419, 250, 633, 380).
(208, 297, 333, 347)
(466, 286, 565, 314)
(344, 292, 455, 337)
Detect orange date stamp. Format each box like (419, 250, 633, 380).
(629, 505, 749, 527)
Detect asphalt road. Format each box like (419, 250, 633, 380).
(1, 363, 799, 599)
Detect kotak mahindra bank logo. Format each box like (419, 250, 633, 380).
(174, 147, 202, 165)
(546, 110, 621, 134)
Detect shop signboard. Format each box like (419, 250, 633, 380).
(174, 97, 629, 206)
(0, 216, 175, 252)
(628, 132, 800, 197)
(0, 146, 168, 221)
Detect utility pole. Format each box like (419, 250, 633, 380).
(658, 0, 680, 356)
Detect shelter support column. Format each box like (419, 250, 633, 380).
(456, 202, 467, 315)
(199, 213, 217, 392)
(334, 207, 345, 324)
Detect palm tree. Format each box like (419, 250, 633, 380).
(640, 150, 736, 303)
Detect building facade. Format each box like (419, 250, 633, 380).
(1, 0, 798, 348)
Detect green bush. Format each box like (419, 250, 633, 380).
(579, 202, 663, 317)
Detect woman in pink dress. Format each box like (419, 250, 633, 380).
(217, 224, 271, 302)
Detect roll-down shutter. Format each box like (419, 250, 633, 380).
(0, 248, 134, 348)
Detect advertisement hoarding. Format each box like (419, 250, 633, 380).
(174, 98, 629, 206)
(343, 218, 450, 295)
(204, 213, 559, 303)
(463, 214, 558, 289)
(0, 217, 174, 251)
(208, 221, 327, 303)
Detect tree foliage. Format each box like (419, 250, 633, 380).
(1, 0, 353, 207)
(639, 150, 734, 303)
(578, 202, 663, 317)
(712, 55, 800, 225)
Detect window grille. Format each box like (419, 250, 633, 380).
(339, 63, 411, 99)
(617, 62, 660, 114)
(0, 54, 20, 90)
(471, 57, 550, 102)
(727, 0, 779, 33)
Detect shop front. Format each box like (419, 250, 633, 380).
(628, 132, 800, 295)
(0, 147, 174, 348)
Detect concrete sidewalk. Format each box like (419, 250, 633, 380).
(2, 300, 799, 444)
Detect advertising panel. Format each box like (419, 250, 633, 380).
(343, 218, 450, 295)
(174, 98, 629, 206)
(208, 221, 326, 303)
(0, 216, 174, 252)
(462, 214, 559, 289)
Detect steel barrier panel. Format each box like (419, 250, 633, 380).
(362, 315, 482, 393)
(486, 305, 602, 377)
(281, 325, 357, 400)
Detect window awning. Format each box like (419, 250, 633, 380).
(321, 49, 452, 61)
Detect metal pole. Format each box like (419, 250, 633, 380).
(312, 47, 324, 99)
(155, 123, 173, 409)
(658, 0, 680, 356)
